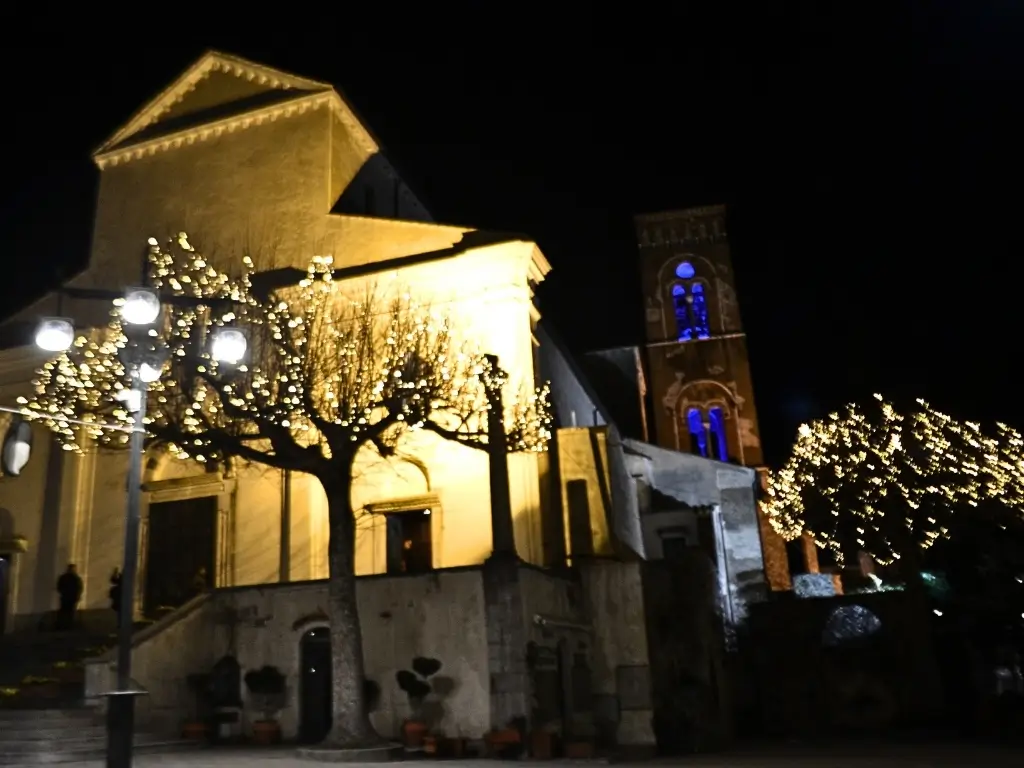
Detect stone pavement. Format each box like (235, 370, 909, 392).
(18, 742, 1024, 768)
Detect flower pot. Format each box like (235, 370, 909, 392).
(443, 737, 467, 758)
(423, 734, 438, 755)
(402, 719, 428, 749)
(182, 721, 209, 741)
(530, 730, 553, 759)
(485, 727, 522, 758)
(251, 719, 281, 745)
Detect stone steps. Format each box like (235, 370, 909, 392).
(0, 708, 192, 765)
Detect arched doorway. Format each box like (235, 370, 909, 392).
(299, 627, 332, 743)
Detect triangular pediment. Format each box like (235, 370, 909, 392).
(95, 51, 334, 156)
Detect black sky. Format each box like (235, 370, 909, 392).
(2, 5, 1022, 465)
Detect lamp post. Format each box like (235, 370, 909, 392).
(34, 285, 247, 768)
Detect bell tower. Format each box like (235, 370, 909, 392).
(634, 205, 791, 590)
(634, 205, 763, 466)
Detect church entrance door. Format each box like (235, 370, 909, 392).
(299, 626, 332, 743)
(144, 496, 217, 617)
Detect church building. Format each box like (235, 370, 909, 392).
(0, 52, 775, 751)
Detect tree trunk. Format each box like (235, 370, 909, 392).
(320, 474, 381, 748)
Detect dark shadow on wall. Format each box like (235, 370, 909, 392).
(32, 437, 64, 619)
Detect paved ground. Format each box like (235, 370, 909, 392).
(23, 743, 1024, 768)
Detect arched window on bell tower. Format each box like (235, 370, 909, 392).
(671, 284, 693, 341)
(708, 406, 728, 462)
(687, 407, 708, 458)
(691, 282, 711, 340)
(670, 260, 711, 342)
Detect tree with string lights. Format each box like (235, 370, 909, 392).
(764, 394, 997, 570)
(21, 233, 552, 749)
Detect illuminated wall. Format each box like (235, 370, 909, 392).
(0, 52, 552, 631)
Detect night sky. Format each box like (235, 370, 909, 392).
(2, 6, 1021, 465)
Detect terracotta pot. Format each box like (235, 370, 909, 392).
(251, 719, 281, 745)
(423, 734, 438, 755)
(402, 719, 428, 749)
(486, 727, 522, 757)
(445, 737, 466, 758)
(530, 730, 553, 759)
(182, 721, 209, 741)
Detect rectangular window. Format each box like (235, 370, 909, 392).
(385, 509, 433, 574)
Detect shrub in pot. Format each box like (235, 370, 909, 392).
(395, 657, 441, 748)
(244, 665, 286, 745)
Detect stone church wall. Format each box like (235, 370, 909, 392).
(87, 569, 490, 741)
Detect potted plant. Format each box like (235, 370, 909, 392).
(244, 665, 286, 745)
(183, 673, 212, 741)
(395, 656, 442, 749)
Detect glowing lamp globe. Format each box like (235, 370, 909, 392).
(210, 328, 247, 364)
(121, 288, 161, 326)
(138, 362, 163, 384)
(2, 417, 32, 476)
(136, 345, 170, 384)
(35, 317, 75, 352)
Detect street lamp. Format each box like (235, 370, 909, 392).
(1, 417, 33, 476)
(34, 317, 75, 352)
(33, 284, 247, 768)
(209, 327, 247, 365)
(120, 288, 162, 326)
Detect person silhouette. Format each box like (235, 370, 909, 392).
(55, 564, 83, 631)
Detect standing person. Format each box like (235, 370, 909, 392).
(55, 564, 83, 631)
(109, 567, 122, 622)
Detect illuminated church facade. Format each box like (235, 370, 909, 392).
(0, 52, 777, 748)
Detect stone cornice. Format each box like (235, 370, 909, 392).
(527, 243, 552, 285)
(95, 91, 377, 170)
(96, 51, 335, 155)
(635, 205, 726, 223)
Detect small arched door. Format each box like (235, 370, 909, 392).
(299, 627, 332, 743)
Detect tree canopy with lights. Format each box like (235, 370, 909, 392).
(765, 394, 1024, 568)
(22, 233, 551, 747)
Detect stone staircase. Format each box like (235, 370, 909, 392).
(0, 629, 113, 709)
(0, 708, 192, 765)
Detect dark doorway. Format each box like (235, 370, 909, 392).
(144, 496, 217, 617)
(566, 480, 594, 558)
(299, 626, 332, 743)
(384, 510, 433, 574)
(0, 555, 9, 635)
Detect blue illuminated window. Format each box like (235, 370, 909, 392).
(687, 407, 708, 458)
(675, 261, 695, 279)
(708, 406, 728, 462)
(691, 283, 710, 339)
(671, 284, 692, 341)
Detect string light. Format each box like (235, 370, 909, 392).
(765, 394, 1023, 566)
(20, 233, 552, 469)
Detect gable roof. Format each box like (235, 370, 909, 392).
(94, 50, 375, 162)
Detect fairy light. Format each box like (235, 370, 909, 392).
(20, 233, 552, 467)
(765, 394, 1024, 566)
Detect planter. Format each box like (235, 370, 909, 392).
(182, 721, 209, 741)
(423, 734, 439, 756)
(485, 727, 522, 758)
(442, 737, 467, 758)
(20, 683, 61, 700)
(251, 719, 281, 745)
(530, 730, 554, 759)
(402, 719, 428, 749)
(565, 740, 594, 759)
